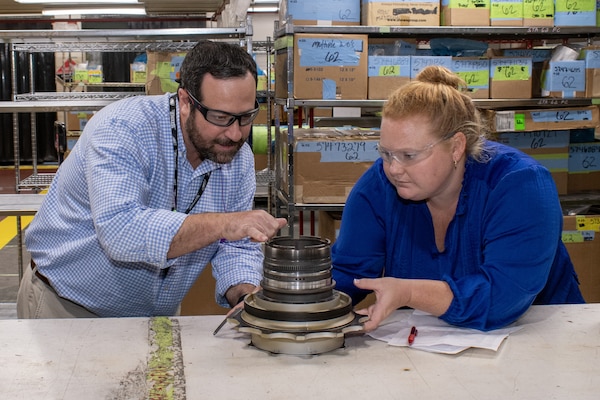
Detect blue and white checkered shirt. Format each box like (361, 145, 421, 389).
(25, 93, 263, 317)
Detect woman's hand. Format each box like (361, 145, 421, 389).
(353, 277, 409, 332)
(353, 277, 453, 332)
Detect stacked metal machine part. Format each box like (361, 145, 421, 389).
(229, 236, 364, 355)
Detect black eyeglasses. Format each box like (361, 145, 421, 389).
(186, 89, 259, 127)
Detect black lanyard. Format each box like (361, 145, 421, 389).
(169, 94, 211, 214)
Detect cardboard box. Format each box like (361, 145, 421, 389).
(63, 131, 81, 159)
(66, 111, 95, 132)
(253, 102, 274, 125)
(130, 63, 146, 84)
(489, 57, 533, 99)
(568, 142, 600, 193)
(254, 154, 269, 171)
(583, 47, 600, 98)
(280, 128, 379, 203)
(503, 48, 552, 97)
(279, 0, 360, 26)
(441, 0, 490, 26)
(361, 0, 441, 26)
(563, 215, 600, 302)
(368, 38, 415, 99)
(490, 0, 523, 26)
(145, 51, 186, 95)
(541, 60, 586, 99)
(318, 211, 343, 243)
(522, 0, 554, 26)
(180, 263, 227, 315)
(452, 57, 490, 99)
(492, 106, 600, 132)
(368, 54, 411, 99)
(495, 130, 570, 194)
(275, 34, 369, 100)
(554, 0, 596, 26)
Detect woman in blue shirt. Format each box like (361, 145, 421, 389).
(331, 66, 584, 332)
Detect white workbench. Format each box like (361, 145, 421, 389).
(0, 194, 46, 216)
(1, 304, 598, 400)
(0, 194, 46, 280)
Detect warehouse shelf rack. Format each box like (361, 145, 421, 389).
(274, 25, 600, 41)
(0, 26, 254, 192)
(275, 97, 598, 110)
(273, 23, 600, 237)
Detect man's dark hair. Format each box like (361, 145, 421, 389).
(178, 40, 258, 101)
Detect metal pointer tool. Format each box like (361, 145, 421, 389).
(213, 307, 243, 336)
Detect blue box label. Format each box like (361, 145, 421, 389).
(298, 38, 363, 67)
(295, 140, 379, 162)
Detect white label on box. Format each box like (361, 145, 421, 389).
(494, 111, 516, 131)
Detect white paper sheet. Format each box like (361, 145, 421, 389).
(367, 310, 522, 354)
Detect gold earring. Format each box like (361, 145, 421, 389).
(453, 159, 457, 169)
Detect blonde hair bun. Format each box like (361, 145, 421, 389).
(415, 65, 466, 92)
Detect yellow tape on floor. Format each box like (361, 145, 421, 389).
(0, 216, 33, 249)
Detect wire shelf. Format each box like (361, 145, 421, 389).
(17, 173, 55, 191)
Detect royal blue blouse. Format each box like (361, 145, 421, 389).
(331, 140, 584, 331)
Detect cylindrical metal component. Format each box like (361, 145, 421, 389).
(261, 236, 334, 303)
(232, 236, 363, 355)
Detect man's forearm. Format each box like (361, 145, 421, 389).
(167, 213, 225, 259)
(225, 283, 257, 307)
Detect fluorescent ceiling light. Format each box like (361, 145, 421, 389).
(17, 0, 139, 3)
(0, 12, 44, 16)
(248, 6, 278, 12)
(42, 7, 146, 15)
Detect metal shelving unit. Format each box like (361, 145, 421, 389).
(0, 27, 250, 192)
(274, 25, 600, 40)
(251, 38, 276, 211)
(273, 24, 600, 236)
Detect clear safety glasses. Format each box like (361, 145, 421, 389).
(376, 133, 455, 166)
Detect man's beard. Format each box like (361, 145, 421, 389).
(185, 111, 244, 164)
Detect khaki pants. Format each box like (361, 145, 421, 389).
(17, 263, 98, 319)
